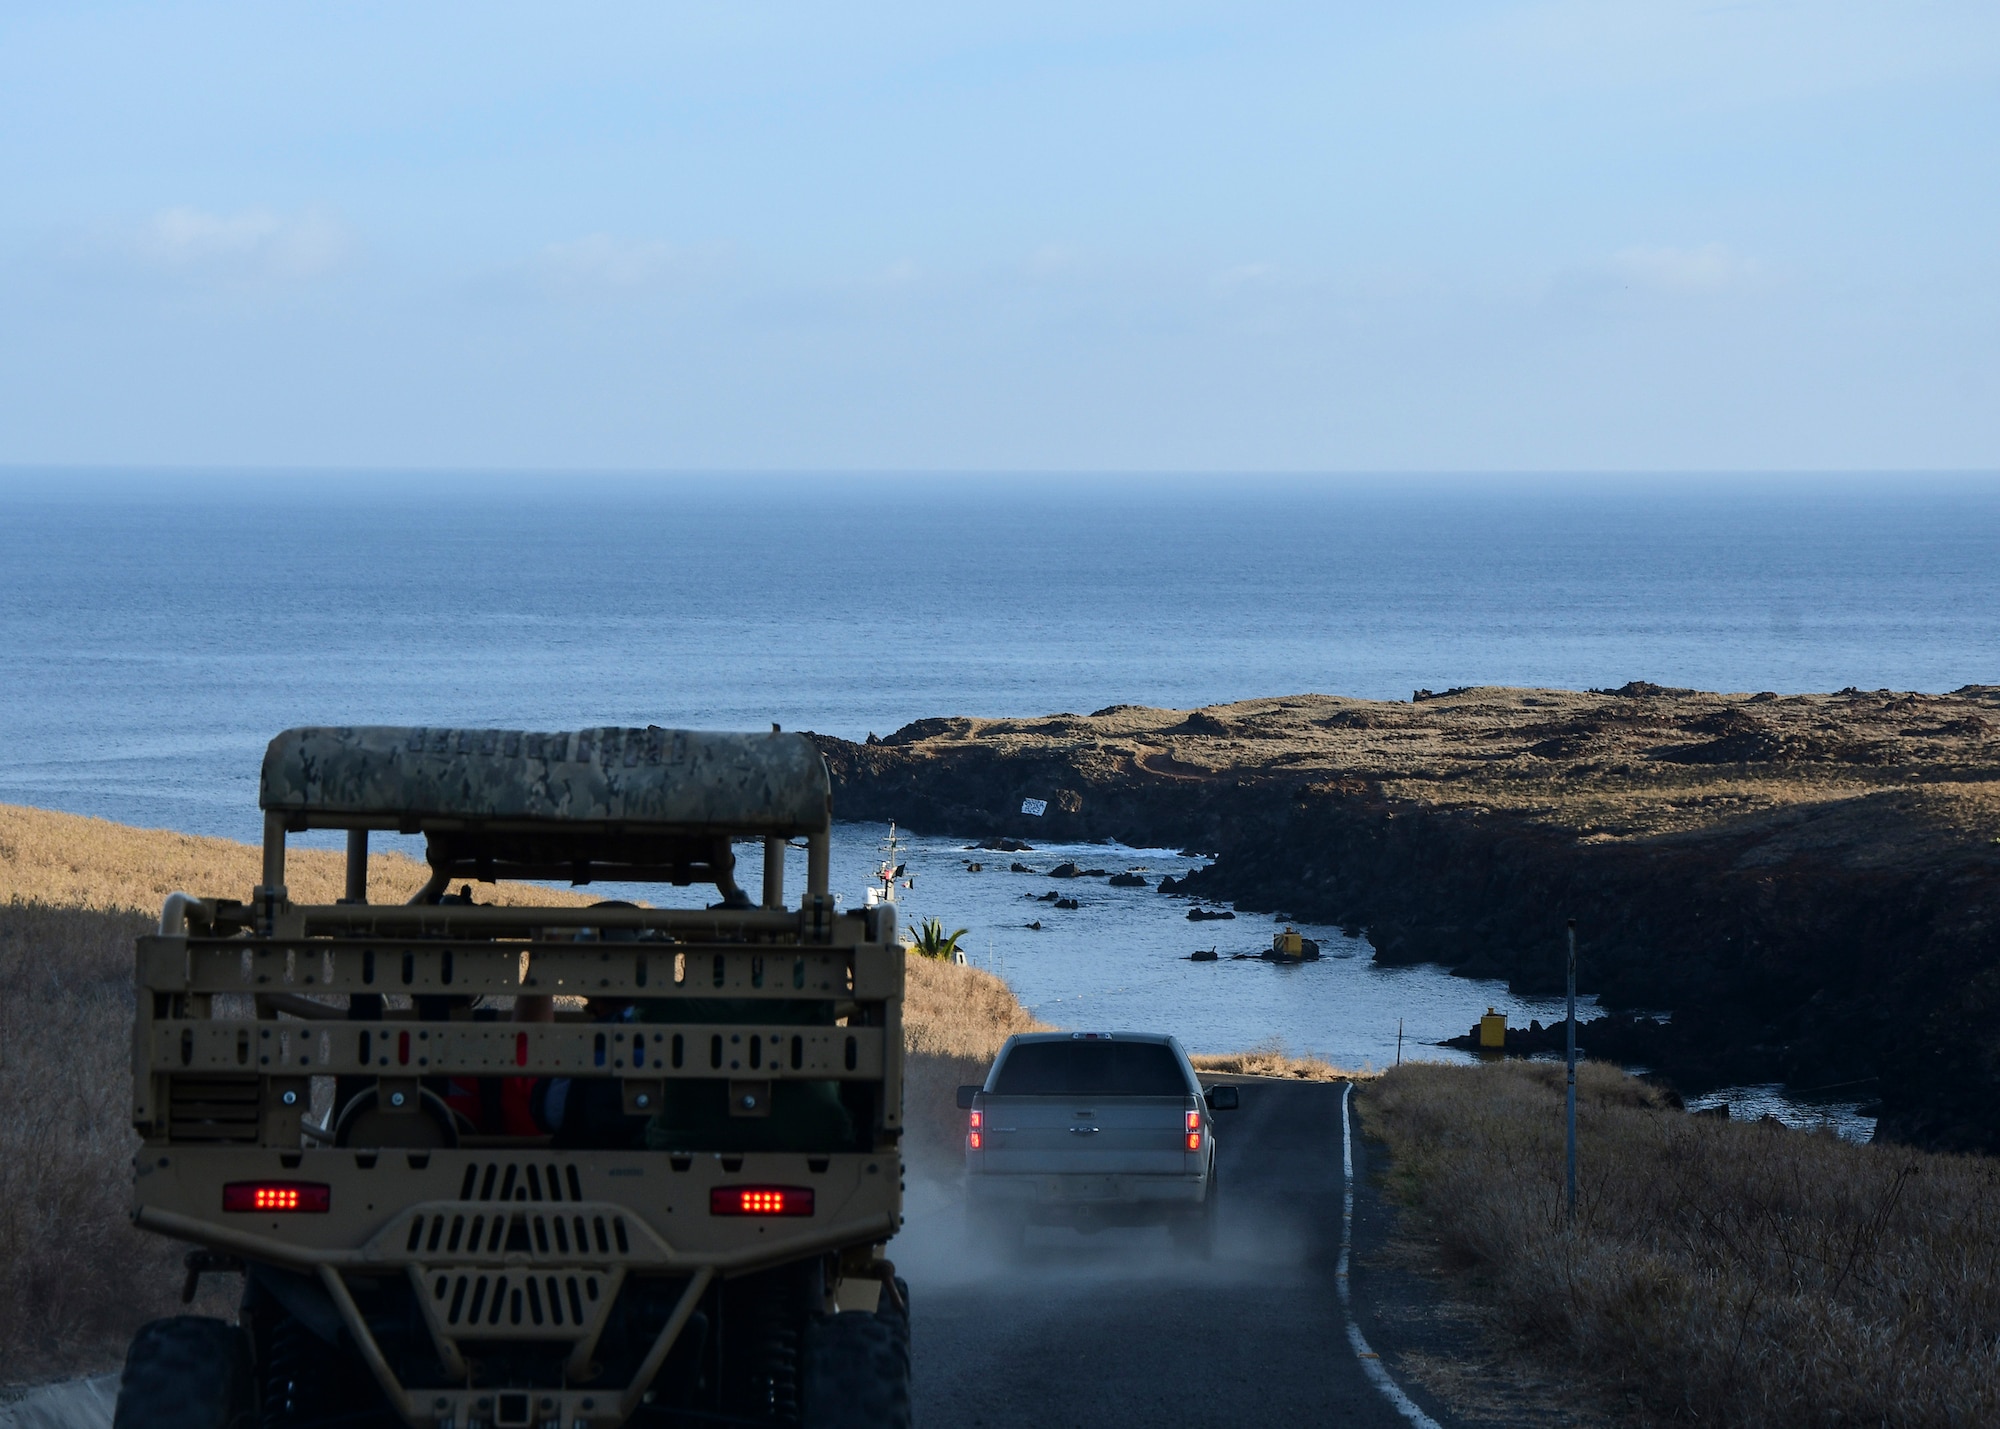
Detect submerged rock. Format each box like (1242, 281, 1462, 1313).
(1108, 871, 1148, 887)
(1187, 907, 1236, 922)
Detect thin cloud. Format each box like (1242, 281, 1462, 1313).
(1610, 243, 1761, 294)
(130, 206, 351, 281)
(539, 234, 682, 288)
(527, 235, 734, 296)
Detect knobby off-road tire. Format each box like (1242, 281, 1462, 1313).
(113, 1316, 255, 1429)
(800, 1306, 912, 1429)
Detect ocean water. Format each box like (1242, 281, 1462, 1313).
(2, 471, 1995, 1116)
(607, 824, 1581, 1071)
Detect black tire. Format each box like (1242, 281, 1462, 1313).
(113, 1317, 254, 1429)
(801, 1310, 912, 1429)
(872, 1277, 912, 1365)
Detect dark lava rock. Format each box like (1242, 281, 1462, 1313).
(881, 716, 978, 745)
(979, 837, 1035, 852)
(1262, 937, 1321, 962)
(1156, 874, 1185, 894)
(1035, 891, 1061, 902)
(1047, 862, 1083, 878)
(1080, 868, 1108, 877)
(963, 861, 984, 872)
(1189, 948, 1219, 962)
(1108, 872, 1149, 887)
(1176, 710, 1235, 735)
(1596, 680, 1697, 698)
(1010, 862, 1036, 873)
(1024, 920, 1043, 930)
(1439, 1012, 1674, 1064)
(1054, 897, 1080, 910)
(1187, 907, 1236, 922)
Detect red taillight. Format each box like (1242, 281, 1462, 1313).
(710, 1186, 814, 1217)
(1185, 1109, 1202, 1150)
(223, 1181, 330, 1213)
(968, 1107, 983, 1149)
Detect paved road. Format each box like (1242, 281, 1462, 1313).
(901, 1078, 1459, 1429)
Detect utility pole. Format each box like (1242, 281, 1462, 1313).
(1565, 917, 1578, 1225)
(1396, 1018, 1404, 1067)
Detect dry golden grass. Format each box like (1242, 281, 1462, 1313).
(903, 954, 1045, 1060)
(848, 686, 2000, 868)
(0, 802, 592, 914)
(0, 898, 197, 1381)
(901, 955, 1047, 1177)
(1189, 1047, 1361, 1081)
(1362, 1060, 2000, 1426)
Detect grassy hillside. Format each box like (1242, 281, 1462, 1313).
(0, 801, 584, 911)
(1362, 1062, 2000, 1426)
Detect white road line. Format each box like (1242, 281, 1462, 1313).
(1340, 1081, 1444, 1429)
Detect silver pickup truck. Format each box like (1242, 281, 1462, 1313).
(958, 1032, 1238, 1254)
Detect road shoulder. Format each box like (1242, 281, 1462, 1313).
(1345, 1112, 1629, 1429)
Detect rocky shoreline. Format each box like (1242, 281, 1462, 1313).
(812, 684, 2000, 1152)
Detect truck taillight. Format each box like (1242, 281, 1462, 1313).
(223, 1181, 330, 1213)
(1185, 1109, 1202, 1150)
(710, 1186, 814, 1217)
(968, 1107, 982, 1149)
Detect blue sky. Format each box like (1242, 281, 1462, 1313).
(2, 1, 1996, 470)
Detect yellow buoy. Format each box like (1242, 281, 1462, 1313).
(1478, 1007, 1507, 1048)
(1274, 927, 1304, 957)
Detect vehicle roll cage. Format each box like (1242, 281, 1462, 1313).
(246, 726, 834, 927)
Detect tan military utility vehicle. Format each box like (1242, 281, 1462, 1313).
(116, 727, 909, 1429)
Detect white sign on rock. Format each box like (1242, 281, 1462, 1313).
(1020, 798, 1048, 817)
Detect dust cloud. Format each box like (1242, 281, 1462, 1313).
(891, 1160, 1312, 1296)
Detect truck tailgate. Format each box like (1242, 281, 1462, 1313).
(978, 1094, 1189, 1175)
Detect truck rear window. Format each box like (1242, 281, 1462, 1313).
(990, 1041, 1189, 1097)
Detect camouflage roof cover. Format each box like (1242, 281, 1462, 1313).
(261, 727, 830, 832)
